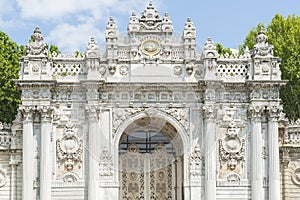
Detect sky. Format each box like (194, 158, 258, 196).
(0, 0, 299, 52)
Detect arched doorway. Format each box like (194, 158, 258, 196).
(118, 116, 184, 199)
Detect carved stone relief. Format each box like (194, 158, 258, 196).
(190, 144, 202, 178)
(0, 169, 6, 188)
(219, 121, 245, 180)
(99, 149, 113, 178)
(56, 121, 82, 180)
(112, 107, 190, 136)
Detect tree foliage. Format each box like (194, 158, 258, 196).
(242, 14, 300, 120)
(216, 43, 233, 56)
(0, 31, 22, 122)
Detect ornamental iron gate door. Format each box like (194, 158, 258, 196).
(120, 143, 175, 199)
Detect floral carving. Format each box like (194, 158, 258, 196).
(190, 144, 202, 178)
(57, 121, 83, 171)
(99, 149, 113, 178)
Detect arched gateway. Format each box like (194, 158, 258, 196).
(3, 1, 287, 200)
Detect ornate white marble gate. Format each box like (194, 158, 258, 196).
(120, 143, 176, 200)
(8, 1, 288, 200)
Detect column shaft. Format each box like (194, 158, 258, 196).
(40, 119, 52, 200)
(22, 117, 34, 200)
(251, 120, 263, 200)
(268, 119, 280, 200)
(205, 120, 216, 200)
(88, 118, 98, 199)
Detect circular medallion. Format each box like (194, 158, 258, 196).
(141, 40, 161, 56)
(0, 169, 6, 188)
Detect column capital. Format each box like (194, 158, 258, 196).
(266, 105, 282, 121)
(86, 105, 100, 122)
(203, 104, 217, 121)
(248, 104, 264, 121)
(37, 105, 53, 122)
(19, 105, 36, 122)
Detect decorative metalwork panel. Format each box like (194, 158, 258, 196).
(120, 143, 174, 200)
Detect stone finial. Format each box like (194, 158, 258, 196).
(26, 26, 47, 56)
(162, 12, 174, 32)
(31, 26, 44, 42)
(139, 1, 162, 30)
(256, 27, 268, 45)
(85, 37, 100, 58)
(252, 27, 273, 57)
(106, 17, 118, 39)
(204, 37, 216, 51)
(183, 17, 196, 38)
(128, 12, 140, 32)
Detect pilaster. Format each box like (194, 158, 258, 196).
(20, 105, 35, 200)
(86, 105, 100, 200)
(267, 105, 281, 200)
(39, 106, 53, 200)
(249, 104, 264, 200)
(203, 104, 217, 200)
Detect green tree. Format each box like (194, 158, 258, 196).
(0, 31, 22, 122)
(242, 14, 300, 120)
(216, 43, 233, 56)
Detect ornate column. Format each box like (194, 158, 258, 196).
(87, 105, 99, 200)
(21, 106, 34, 200)
(203, 104, 216, 200)
(267, 105, 281, 200)
(39, 106, 52, 200)
(249, 105, 264, 200)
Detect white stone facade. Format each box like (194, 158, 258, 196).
(0, 2, 299, 200)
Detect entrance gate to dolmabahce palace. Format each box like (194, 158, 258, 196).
(1, 2, 300, 200)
